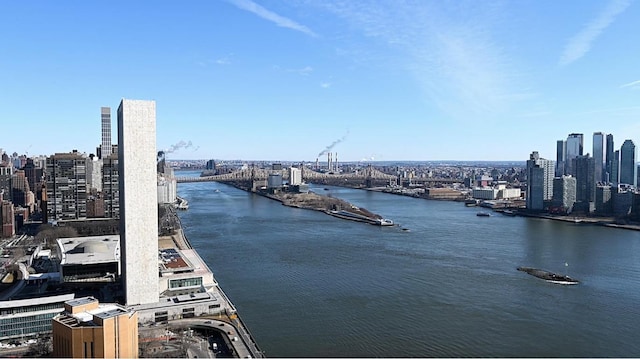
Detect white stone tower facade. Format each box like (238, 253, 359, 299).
(118, 99, 159, 305)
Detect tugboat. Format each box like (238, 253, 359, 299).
(476, 212, 491, 217)
(517, 267, 579, 285)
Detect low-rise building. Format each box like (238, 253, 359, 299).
(424, 187, 463, 200)
(57, 235, 120, 283)
(472, 187, 499, 200)
(0, 293, 74, 341)
(52, 297, 138, 358)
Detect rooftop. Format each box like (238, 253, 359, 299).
(58, 235, 120, 265)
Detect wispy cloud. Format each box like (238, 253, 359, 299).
(287, 66, 313, 76)
(311, 1, 527, 119)
(621, 80, 640, 89)
(320, 82, 331, 88)
(227, 0, 318, 37)
(216, 57, 232, 65)
(559, 0, 632, 66)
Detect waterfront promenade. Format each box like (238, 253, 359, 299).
(161, 206, 264, 358)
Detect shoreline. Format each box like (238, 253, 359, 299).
(365, 185, 640, 232)
(517, 212, 640, 231)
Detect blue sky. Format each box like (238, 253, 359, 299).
(1, 0, 639, 162)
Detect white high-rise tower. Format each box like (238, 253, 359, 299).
(118, 99, 159, 305)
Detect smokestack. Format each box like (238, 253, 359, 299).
(335, 153, 338, 172)
(327, 152, 331, 171)
(316, 158, 319, 170)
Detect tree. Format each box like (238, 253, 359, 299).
(34, 225, 79, 249)
(26, 336, 52, 357)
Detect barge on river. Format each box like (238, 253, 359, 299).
(327, 210, 394, 226)
(517, 266, 580, 285)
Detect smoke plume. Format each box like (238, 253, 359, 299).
(318, 132, 349, 157)
(165, 140, 193, 153)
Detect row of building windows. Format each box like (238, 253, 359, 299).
(1, 313, 56, 327)
(0, 318, 53, 338)
(169, 277, 202, 289)
(0, 302, 63, 316)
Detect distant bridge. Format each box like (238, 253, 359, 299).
(174, 166, 396, 184)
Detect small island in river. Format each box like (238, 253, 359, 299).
(221, 180, 393, 226)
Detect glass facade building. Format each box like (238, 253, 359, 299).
(620, 140, 636, 186)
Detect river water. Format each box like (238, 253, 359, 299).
(176, 171, 640, 357)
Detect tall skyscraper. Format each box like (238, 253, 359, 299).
(565, 133, 583, 175)
(46, 151, 88, 221)
(526, 151, 555, 211)
(620, 139, 636, 186)
(556, 140, 566, 177)
(103, 153, 119, 219)
(611, 150, 620, 185)
(118, 99, 159, 306)
(573, 155, 595, 204)
(10, 170, 30, 207)
(605, 134, 614, 182)
(593, 132, 604, 183)
(552, 175, 576, 213)
(101, 107, 112, 159)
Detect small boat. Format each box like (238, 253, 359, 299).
(517, 267, 579, 285)
(465, 199, 478, 207)
(476, 212, 491, 217)
(501, 210, 516, 216)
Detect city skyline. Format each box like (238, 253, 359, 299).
(1, 1, 639, 162)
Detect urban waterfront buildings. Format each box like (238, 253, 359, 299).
(531, 132, 640, 216)
(117, 99, 159, 306)
(526, 151, 555, 211)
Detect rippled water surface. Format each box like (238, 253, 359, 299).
(177, 171, 640, 357)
